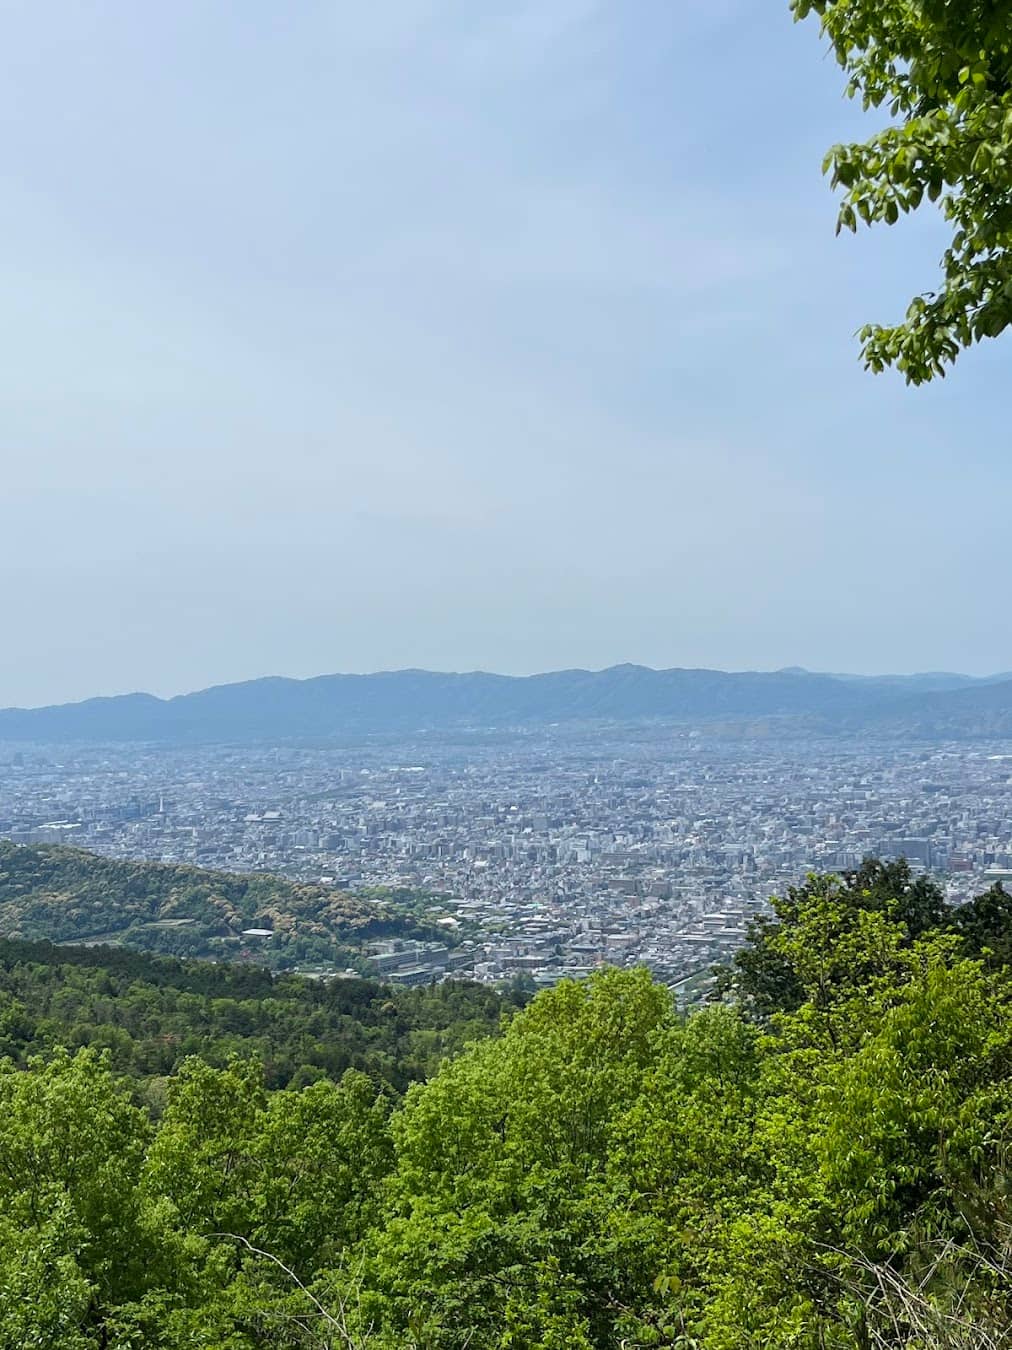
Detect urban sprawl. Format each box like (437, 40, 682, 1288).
(4, 731, 1012, 998)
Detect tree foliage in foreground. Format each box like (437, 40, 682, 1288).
(794, 0, 1012, 382)
(3, 861, 1012, 1346)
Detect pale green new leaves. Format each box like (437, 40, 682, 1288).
(793, 0, 1012, 382)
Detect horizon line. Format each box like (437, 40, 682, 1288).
(4, 662, 1012, 715)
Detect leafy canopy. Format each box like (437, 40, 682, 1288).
(4, 861, 1012, 1347)
(794, 0, 1012, 382)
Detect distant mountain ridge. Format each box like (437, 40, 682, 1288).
(3, 664, 1012, 742)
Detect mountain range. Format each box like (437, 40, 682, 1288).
(4, 664, 1012, 742)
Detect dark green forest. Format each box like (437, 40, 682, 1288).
(0, 842, 443, 970)
(3, 859, 1012, 1347)
(0, 939, 523, 1096)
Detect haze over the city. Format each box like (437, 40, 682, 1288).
(3, 1, 1011, 707)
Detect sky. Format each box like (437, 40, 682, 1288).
(1, 1, 1010, 708)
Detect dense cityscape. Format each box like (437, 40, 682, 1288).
(4, 730, 1012, 996)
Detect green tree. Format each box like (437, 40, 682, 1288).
(725, 859, 946, 1022)
(0, 1205, 97, 1350)
(142, 1057, 267, 1241)
(0, 1049, 152, 1306)
(952, 880, 1012, 967)
(794, 0, 1012, 382)
(817, 952, 1012, 1252)
(252, 1070, 393, 1271)
(357, 968, 673, 1348)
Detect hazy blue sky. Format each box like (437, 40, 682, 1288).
(2, 1, 1009, 707)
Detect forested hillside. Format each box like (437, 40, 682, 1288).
(4, 860, 1012, 1347)
(0, 939, 522, 1095)
(0, 842, 442, 970)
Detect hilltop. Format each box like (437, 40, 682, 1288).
(0, 842, 442, 970)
